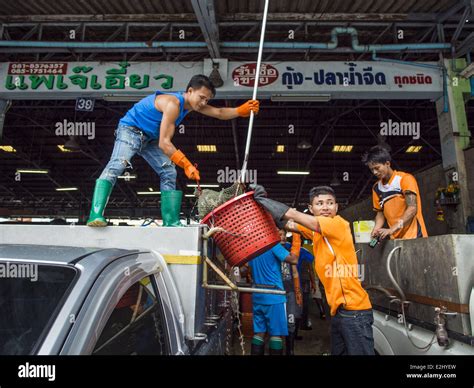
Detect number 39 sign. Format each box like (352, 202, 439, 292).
(75, 97, 95, 112)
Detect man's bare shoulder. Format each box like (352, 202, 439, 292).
(154, 93, 180, 112)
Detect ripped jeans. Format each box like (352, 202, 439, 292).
(99, 124, 177, 191)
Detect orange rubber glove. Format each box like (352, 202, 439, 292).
(170, 149, 200, 181)
(290, 233, 301, 258)
(292, 266, 303, 306)
(236, 99, 259, 117)
(291, 234, 303, 305)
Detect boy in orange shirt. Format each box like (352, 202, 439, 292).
(362, 145, 428, 240)
(251, 184, 374, 355)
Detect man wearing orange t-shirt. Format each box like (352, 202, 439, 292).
(250, 184, 374, 355)
(362, 145, 428, 240)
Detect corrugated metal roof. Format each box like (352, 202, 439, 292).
(0, 0, 195, 16)
(0, 0, 460, 17)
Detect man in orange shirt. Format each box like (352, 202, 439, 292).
(251, 184, 374, 355)
(362, 145, 428, 240)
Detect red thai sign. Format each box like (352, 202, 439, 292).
(232, 63, 278, 87)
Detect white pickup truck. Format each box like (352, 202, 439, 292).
(0, 225, 233, 355)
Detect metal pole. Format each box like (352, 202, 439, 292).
(239, 0, 269, 184)
(0, 99, 11, 142)
(205, 257, 238, 290)
(203, 284, 286, 295)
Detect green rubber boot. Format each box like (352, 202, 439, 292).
(87, 179, 113, 227)
(161, 190, 183, 227)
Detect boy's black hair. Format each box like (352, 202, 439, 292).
(361, 145, 392, 164)
(186, 75, 216, 97)
(309, 186, 336, 204)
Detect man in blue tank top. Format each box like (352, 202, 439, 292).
(87, 75, 259, 227)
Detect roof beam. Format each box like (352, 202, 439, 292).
(0, 13, 450, 24)
(224, 13, 441, 22)
(265, 23, 305, 61)
(437, 1, 468, 23)
(85, 23, 127, 61)
(0, 46, 452, 54)
(191, 0, 220, 58)
(0, 21, 463, 29)
(19, 23, 39, 41)
(356, 23, 393, 60)
(455, 31, 474, 56)
(0, 14, 198, 23)
(451, 6, 471, 44)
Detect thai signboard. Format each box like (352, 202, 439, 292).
(0, 60, 443, 100)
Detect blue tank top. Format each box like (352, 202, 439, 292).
(119, 91, 189, 139)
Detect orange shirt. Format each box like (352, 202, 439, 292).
(297, 215, 372, 316)
(372, 170, 428, 239)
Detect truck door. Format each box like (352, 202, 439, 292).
(92, 276, 169, 355)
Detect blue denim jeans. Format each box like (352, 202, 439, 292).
(99, 124, 177, 191)
(330, 308, 375, 355)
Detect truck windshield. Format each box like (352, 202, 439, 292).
(0, 262, 77, 355)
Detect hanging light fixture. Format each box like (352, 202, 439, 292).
(64, 136, 81, 151)
(297, 140, 312, 150)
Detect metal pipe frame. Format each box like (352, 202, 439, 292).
(201, 228, 286, 295)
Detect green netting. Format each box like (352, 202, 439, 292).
(195, 181, 245, 218)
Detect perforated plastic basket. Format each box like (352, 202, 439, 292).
(201, 191, 280, 267)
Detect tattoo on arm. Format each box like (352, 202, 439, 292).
(405, 192, 417, 208)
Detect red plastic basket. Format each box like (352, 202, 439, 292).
(201, 191, 280, 267)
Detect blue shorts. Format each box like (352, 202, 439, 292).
(253, 303, 288, 336)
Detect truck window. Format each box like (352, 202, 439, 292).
(0, 263, 77, 355)
(92, 276, 168, 355)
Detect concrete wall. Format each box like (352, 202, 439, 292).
(340, 163, 449, 236)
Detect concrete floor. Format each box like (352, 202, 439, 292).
(232, 299, 331, 355)
(294, 311, 331, 355)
